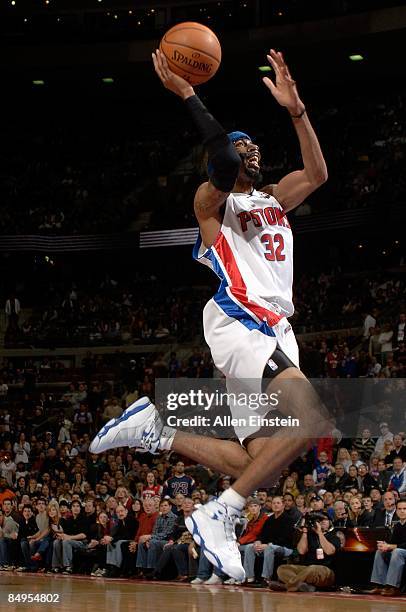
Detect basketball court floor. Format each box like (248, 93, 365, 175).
(1, 574, 405, 611)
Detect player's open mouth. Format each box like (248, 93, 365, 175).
(247, 154, 260, 169)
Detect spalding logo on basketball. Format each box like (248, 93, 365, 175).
(159, 22, 222, 86)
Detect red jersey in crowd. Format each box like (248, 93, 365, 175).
(142, 485, 163, 500)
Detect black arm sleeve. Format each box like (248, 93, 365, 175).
(184, 94, 240, 192)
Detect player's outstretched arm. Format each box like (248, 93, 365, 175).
(262, 49, 328, 212)
(153, 49, 240, 245)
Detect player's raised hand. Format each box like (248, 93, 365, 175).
(152, 49, 195, 100)
(262, 49, 305, 116)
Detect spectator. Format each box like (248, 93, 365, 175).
(152, 497, 195, 581)
(136, 499, 176, 576)
(142, 472, 163, 500)
(104, 504, 138, 577)
(13, 433, 30, 467)
(162, 462, 195, 499)
(18, 504, 39, 571)
(347, 496, 373, 527)
(332, 501, 349, 528)
(375, 423, 394, 456)
(373, 492, 398, 527)
(387, 457, 406, 496)
(367, 500, 406, 596)
(0, 498, 20, 569)
(312, 452, 333, 490)
(51, 499, 89, 574)
(386, 434, 406, 466)
(358, 464, 378, 496)
(376, 459, 393, 492)
(243, 496, 295, 586)
(352, 429, 376, 462)
(325, 464, 350, 492)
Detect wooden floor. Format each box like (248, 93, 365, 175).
(1, 574, 405, 611)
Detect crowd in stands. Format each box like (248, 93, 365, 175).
(3, 273, 208, 349)
(0, 83, 405, 235)
(3, 263, 405, 386)
(0, 369, 405, 594)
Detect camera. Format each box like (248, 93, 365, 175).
(305, 512, 328, 528)
(295, 511, 328, 530)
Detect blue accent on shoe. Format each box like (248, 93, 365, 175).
(189, 515, 224, 572)
(97, 400, 151, 440)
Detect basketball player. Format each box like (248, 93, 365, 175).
(90, 49, 329, 581)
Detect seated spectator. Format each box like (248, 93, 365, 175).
(136, 499, 176, 576)
(18, 504, 39, 571)
(283, 493, 302, 523)
(51, 500, 89, 574)
(361, 496, 376, 524)
(358, 463, 378, 496)
(88, 510, 112, 577)
(243, 496, 295, 586)
(367, 500, 406, 596)
(336, 448, 351, 472)
(30, 502, 59, 570)
(275, 514, 341, 592)
(152, 497, 195, 581)
(375, 423, 394, 456)
(332, 501, 349, 528)
(162, 462, 195, 499)
(282, 476, 300, 499)
(141, 472, 163, 501)
(325, 463, 351, 492)
(121, 498, 158, 577)
(102, 504, 138, 577)
(352, 429, 376, 462)
(387, 457, 406, 496)
(312, 451, 333, 490)
(0, 499, 20, 569)
(347, 496, 373, 527)
(373, 492, 398, 527)
(377, 459, 393, 492)
(343, 465, 360, 491)
(115, 487, 133, 512)
(386, 435, 406, 467)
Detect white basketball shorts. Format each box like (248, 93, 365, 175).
(203, 298, 300, 442)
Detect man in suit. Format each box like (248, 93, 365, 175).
(373, 492, 398, 527)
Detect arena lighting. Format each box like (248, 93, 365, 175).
(102, 77, 114, 83)
(349, 54, 364, 61)
(258, 66, 272, 72)
(11, 1, 16, 6)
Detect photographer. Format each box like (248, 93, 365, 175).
(274, 513, 341, 592)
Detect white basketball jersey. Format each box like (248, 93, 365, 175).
(193, 189, 294, 330)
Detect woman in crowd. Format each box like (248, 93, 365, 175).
(347, 496, 374, 527)
(336, 448, 352, 472)
(295, 494, 307, 515)
(282, 476, 300, 499)
(344, 465, 360, 490)
(142, 472, 163, 500)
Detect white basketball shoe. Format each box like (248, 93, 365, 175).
(89, 397, 163, 454)
(185, 500, 245, 582)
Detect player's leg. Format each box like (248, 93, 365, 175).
(184, 361, 331, 583)
(228, 367, 327, 496)
(89, 396, 252, 477)
(170, 432, 251, 477)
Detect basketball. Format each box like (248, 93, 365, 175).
(159, 22, 221, 86)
